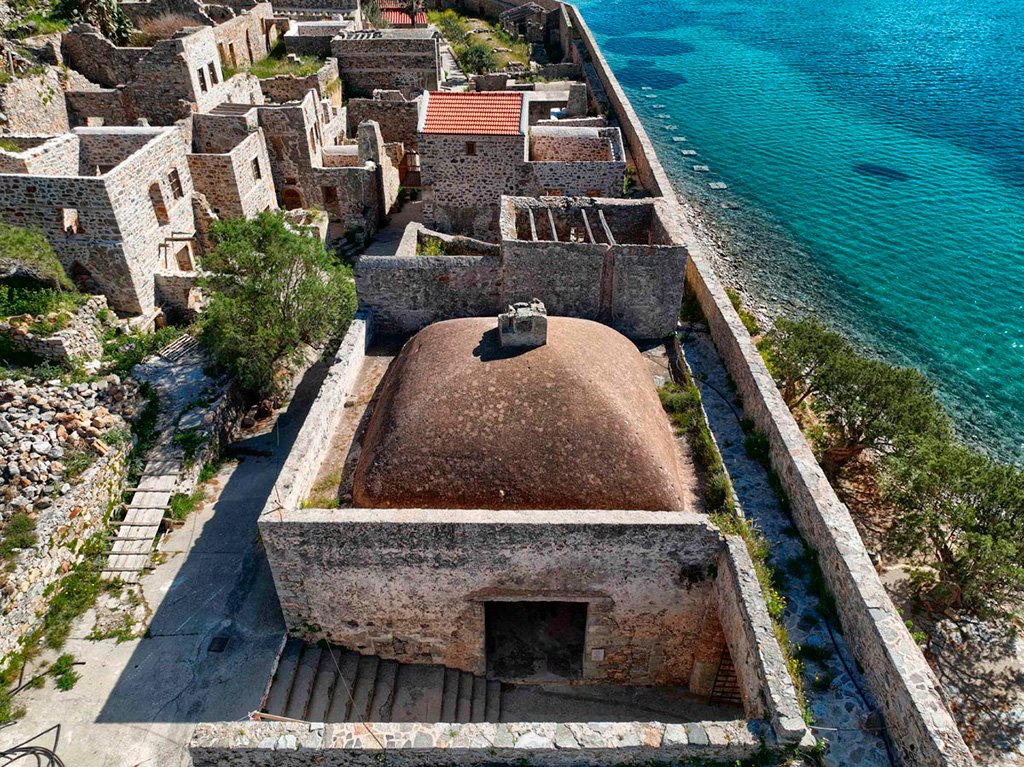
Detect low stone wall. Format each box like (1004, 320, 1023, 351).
(0, 295, 107, 364)
(190, 719, 765, 766)
(0, 438, 128, 657)
(263, 313, 369, 515)
(260, 59, 340, 105)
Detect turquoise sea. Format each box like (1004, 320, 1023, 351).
(573, 0, 1024, 462)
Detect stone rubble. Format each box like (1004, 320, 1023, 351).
(0, 375, 140, 521)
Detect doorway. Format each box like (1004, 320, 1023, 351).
(485, 601, 587, 682)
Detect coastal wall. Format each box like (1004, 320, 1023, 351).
(564, 2, 975, 763)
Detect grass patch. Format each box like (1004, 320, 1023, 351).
(172, 427, 206, 464)
(100, 324, 185, 378)
(416, 236, 452, 256)
(248, 42, 324, 78)
(197, 455, 225, 485)
(169, 489, 205, 521)
(658, 379, 735, 514)
(0, 511, 37, 567)
(1, 280, 86, 322)
(63, 447, 97, 480)
(51, 653, 79, 691)
(725, 287, 761, 336)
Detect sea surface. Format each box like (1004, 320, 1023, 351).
(573, 0, 1024, 462)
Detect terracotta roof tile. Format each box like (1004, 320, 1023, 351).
(381, 9, 427, 25)
(421, 91, 525, 136)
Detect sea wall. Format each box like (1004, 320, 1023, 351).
(566, 1, 975, 763)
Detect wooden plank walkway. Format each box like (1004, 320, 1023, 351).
(103, 450, 181, 583)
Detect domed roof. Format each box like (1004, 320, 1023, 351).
(352, 317, 690, 511)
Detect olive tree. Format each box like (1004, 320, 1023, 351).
(197, 212, 356, 402)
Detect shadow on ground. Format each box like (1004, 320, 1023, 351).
(94, 360, 331, 724)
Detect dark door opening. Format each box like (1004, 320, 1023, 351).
(485, 601, 587, 682)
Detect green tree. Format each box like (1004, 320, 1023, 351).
(458, 42, 497, 74)
(197, 212, 356, 402)
(760, 317, 850, 409)
(53, 0, 133, 44)
(882, 439, 1024, 617)
(812, 354, 950, 469)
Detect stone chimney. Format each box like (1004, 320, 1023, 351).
(498, 299, 547, 348)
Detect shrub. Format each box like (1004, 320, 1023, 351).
(52, 0, 133, 44)
(457, 42, 497, 74)
(725, 287, 760, 335)
(427, 9, 467, 41)
(197, 212, 356, 402)
(759, 316, 850, 410)
(132, 12, 196, 43)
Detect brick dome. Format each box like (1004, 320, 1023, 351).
(352, 317, 690, 511)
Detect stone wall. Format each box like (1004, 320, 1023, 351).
(0, 295, 107, 364)
(187, 129, 276, 217)
(355, 252, 502, 333)
(259, 59, 339, 106)
(420, 132, 525, 238)
(0, 437, 128, 657)
(64, 88, 134, 128)
(0, 133, 78, 175)
(346, 94, 419, 145)
(0, 68, 69, 135)
(190, 719, 765, 765)
(261, 507, 727, 686)
(154, 269, 200, 321)
(62, 26, 147, 89)
(120, 0, 213, 29)
(212, 3, 275, 71)
(331, 33, 440, 97)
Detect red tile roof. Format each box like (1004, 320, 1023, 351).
(421, 91, 525, 136)
(381, 8, 427, 25)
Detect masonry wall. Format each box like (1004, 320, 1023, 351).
(331, 35, 440, 97)
(420, 133, 524, 238)
(64, 89, 134, 127)
(260, 59, 340, 106)
(212, 3, 275, 70)
(0, 69, 69, 135)
(346, 95, 419, 145)
(0, 439, 128, 657)
(188, 129, 276, 217)
(0, 295, 106, 363)
(524, 158, 624, 198)
(62, 27, 147, 89)
(355, 254, 501, 333)
(0, 133, 79, 175)
(261, 508, 726, 686)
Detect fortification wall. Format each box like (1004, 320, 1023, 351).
(570, 2, 973, 761)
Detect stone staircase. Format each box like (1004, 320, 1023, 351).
(261, 638, 502, 724)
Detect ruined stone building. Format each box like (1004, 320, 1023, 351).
(418, 90, 626, 238)
(0, 126, 196, 313)
(331, 28, 441, 97)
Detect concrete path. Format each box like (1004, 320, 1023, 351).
(363, 199, 423, 257)
(682, 326, 892, 767)
(0, 362, 330, 766)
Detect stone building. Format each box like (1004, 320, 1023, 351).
(418, 91, 626, 238)
(198, 92, 399, 234)
(331, 28, 441, 97)
(0, 126, 196, 314)
(62, 17, 267, 127)
(188, 113, 277, 218)
(356, 195, 686, 339)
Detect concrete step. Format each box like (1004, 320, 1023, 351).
(369, 659, 399, 720)
(455, 671, 473, 723)
(325, 652, 361, 723)
(470, 675, 487, 723)
(285, 645, 322, 720)
(263, 638, 303, 717)
(440, 667, 459, 722)
(485, 680, 501, 723)
(306, 647, 341, 722)
(392, 664, 445, 722)
(347, 655, 380, 722)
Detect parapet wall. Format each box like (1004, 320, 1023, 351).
(567, 0, 974, 760)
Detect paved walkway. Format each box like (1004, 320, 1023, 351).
(363, 199, 423, 256)
(681, 326, 891, 767)
(0, 362, 330, 766)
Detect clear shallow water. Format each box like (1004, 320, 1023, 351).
(575, 0, 1024, 462)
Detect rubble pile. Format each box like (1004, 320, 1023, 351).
(0, 376, 140, 519)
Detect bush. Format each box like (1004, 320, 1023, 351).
(725, 287, 760, 335)
(52, 0, 133, 44)
(760, 316, 850, 410)
(457, 42, 497, 74)
(198, 212, 356, 402)
(427, 9, 467, 41)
